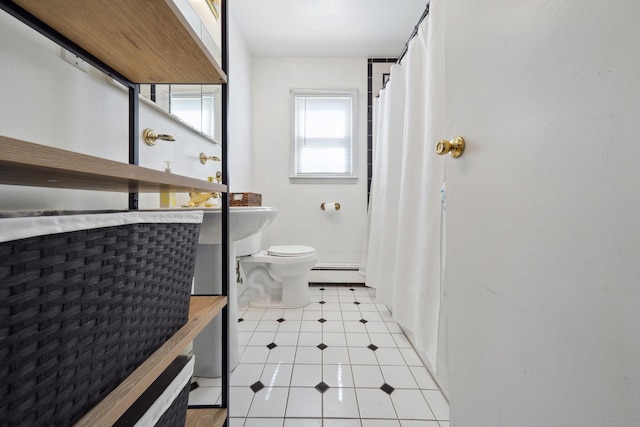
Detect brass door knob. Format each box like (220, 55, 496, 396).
(436, 136, 465, 158)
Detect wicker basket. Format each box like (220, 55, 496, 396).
(0, 211, 202, 427)
(230, 192, 262, 206)
(154, 383, 190, 427)
(114, 355, 194, 427)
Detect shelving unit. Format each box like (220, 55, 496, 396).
(75, 297, 227, 427)
(0, 0, 231, 425)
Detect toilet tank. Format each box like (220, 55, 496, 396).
(235, 232, 262, 256)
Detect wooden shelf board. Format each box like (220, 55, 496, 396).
(0, 135, 227, 193)
(10, 0, 226, 84)
(74, 296, 227, 427)
(186, 408, 228, 427)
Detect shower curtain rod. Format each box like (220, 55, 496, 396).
(397, 2, 430, 64)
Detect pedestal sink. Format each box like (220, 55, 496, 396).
(192, 206, 277, 378)
(196, 206, 278, 244)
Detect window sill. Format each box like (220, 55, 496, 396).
(289, 175, 359, 184)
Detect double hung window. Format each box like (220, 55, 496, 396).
(291, 90, 358, 180)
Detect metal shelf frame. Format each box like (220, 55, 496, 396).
(0, 1, 230, 424)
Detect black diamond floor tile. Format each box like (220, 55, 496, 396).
(250, 381, 265, 393)
(238, 318, 244, 322)
(190, 381, 199, 392)
(349, 288, 355, 291)
(318, 318, 327, 323)
(359, 319, 368, 324)
(277, 318, 285, 323)
(319, 288, 326, 291)
(354, 301, 361, 305)
(380, 383, 395, 395)
(315, 381, 330, 393)
(368, 344, 379, 351)
(317, 343, 328, 350)
(267, 342, 278, 349)
(319, 301, 326, 304)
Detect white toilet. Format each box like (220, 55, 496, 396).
(239, 243, 317, 308)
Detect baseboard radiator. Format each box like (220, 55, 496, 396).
(309, 263, 364, 284)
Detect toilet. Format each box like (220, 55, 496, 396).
(239, 243, 317, 308)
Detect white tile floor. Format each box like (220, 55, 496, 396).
(189, 285, 449, 427)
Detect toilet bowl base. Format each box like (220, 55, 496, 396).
(240, 248, 317, 309)
(247, 274, 311, 309)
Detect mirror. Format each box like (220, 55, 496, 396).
(139, 84, 222, 143)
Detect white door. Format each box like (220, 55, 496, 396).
(442, 0, 640, 425)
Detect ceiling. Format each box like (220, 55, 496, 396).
(230, 0, 429, 58)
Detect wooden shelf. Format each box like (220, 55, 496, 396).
(9, 0, 226, 84)
(0, 135, 227, 194)
(74, 296, 227, 427)
(186, 408, 228, 427)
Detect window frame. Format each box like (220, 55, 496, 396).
(289, 89, 359, 182)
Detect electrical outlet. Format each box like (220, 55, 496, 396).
(61, 48, 88, 72)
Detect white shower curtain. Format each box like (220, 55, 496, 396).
(361, 64, 406, 298)
(359, 85, 388, 282)
(361, 0, 446, 377)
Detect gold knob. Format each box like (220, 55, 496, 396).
(436, 136, 465, 158)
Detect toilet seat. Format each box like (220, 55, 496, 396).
(241, 246, 317, 265)
(267, 245, 315, 257)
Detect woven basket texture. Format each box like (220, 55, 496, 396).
(0, 221, 200, 426)
(229, 192, 262, 206)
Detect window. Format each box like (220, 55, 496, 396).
(291, 90, 358, 180)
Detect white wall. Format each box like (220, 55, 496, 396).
(251, 58, 368, 272)
(0, 10, 253, 211)
(226, 10, 253, 192)
(0, 12, 128, 210)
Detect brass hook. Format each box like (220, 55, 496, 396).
(143, 129, 175, 146)
(200, 153, 221, 164)
(208, 172, 222, 183)
(436, 136, 465, 158)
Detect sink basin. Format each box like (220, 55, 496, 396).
(198, 206, 277, 244)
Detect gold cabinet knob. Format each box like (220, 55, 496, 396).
(436, 136, 465, 158)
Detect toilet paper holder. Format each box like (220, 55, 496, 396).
(321, 202, 341, 211)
